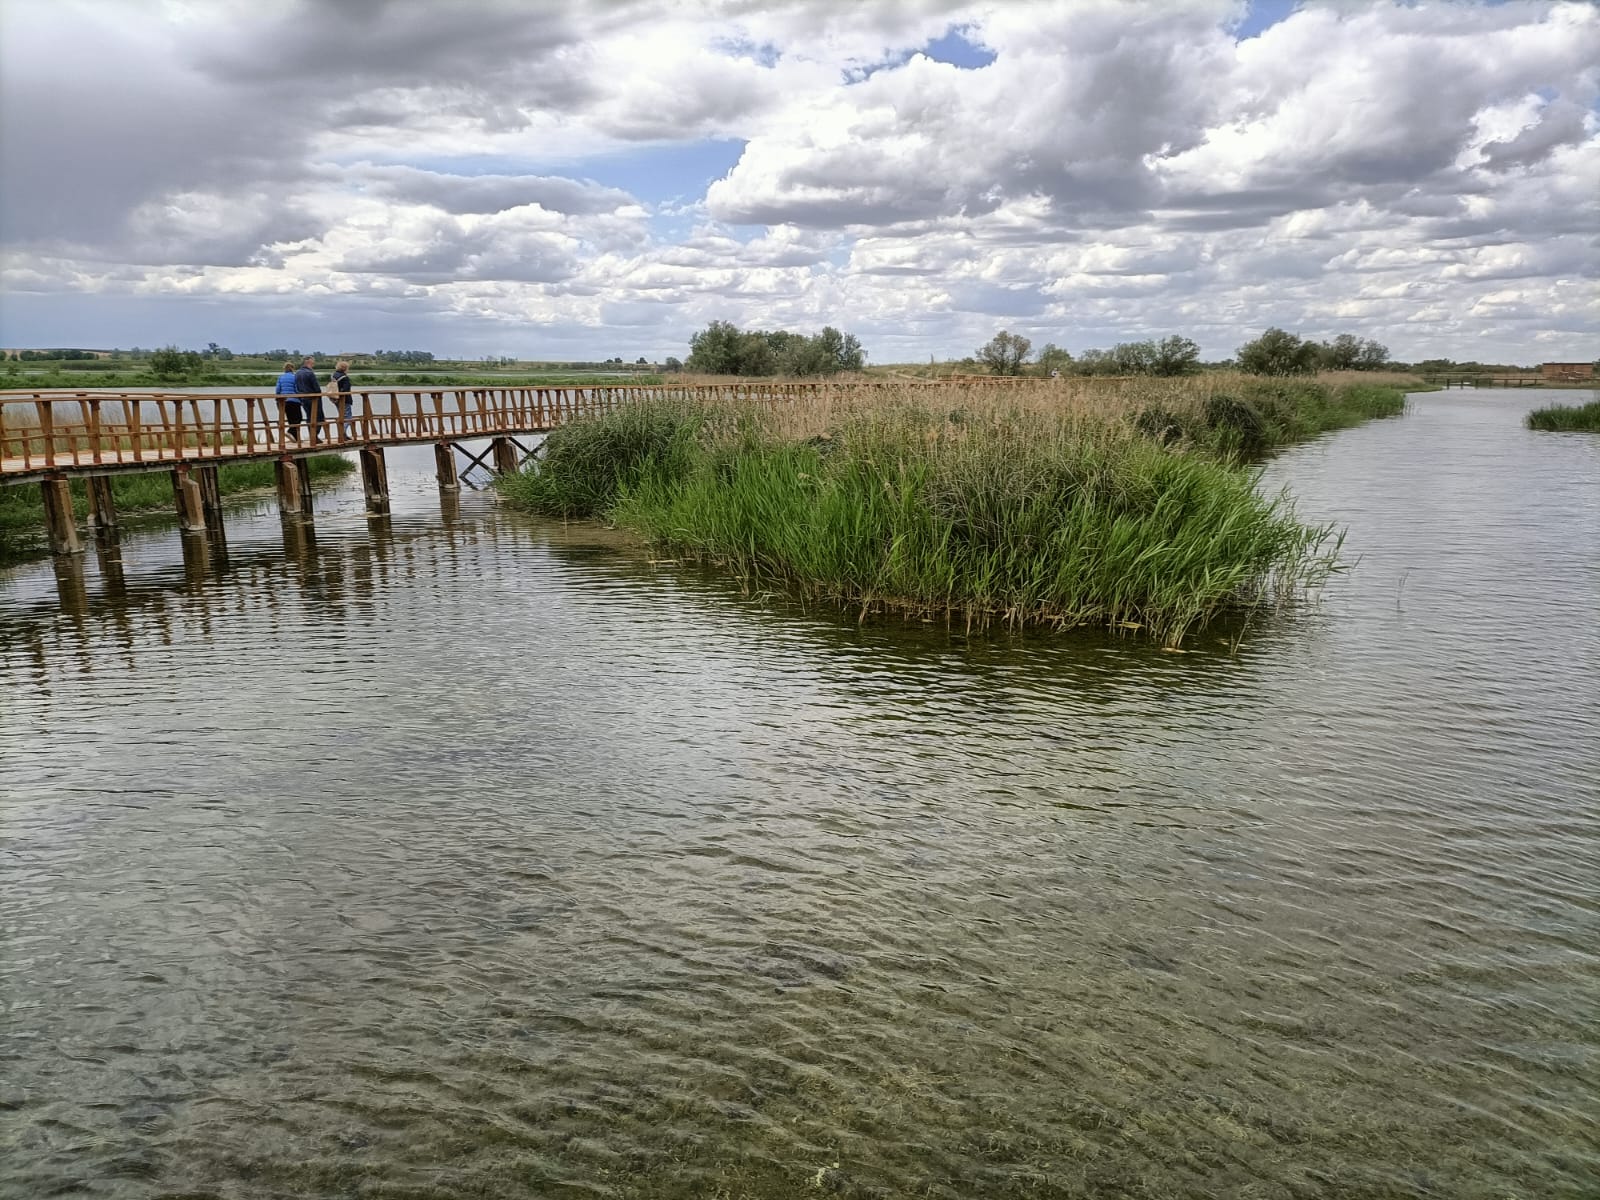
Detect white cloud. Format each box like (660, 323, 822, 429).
(0, 0, 1595, 362)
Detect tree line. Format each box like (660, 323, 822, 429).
(971, 328, 1392, 377)
(686, 321, 866, 377)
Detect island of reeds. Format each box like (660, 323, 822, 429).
(498, 376, 1407, 645)
(1526, 398, 1600, 432)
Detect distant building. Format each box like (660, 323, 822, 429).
(1541, 362, 1595, 382)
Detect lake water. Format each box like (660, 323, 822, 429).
(2, 389, 1596, 1199)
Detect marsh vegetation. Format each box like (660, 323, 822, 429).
(499, 376, 1406, 645)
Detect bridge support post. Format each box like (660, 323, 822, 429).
(359, 445, 390, 515)
(296, 458, 314, 517)
(40, 476, 82, 556)
(435, 443, 460, 491)
(275, 456, 303, 516)
(85, 475, 119, 535)
(491, 437, 518, 476)
(195, 465, 223, 531)
(170, 466, 206, 532)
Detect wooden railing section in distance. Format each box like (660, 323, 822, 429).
(1, 381, 1007, 480)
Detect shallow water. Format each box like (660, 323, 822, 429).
(2, 389, 1596, 1199)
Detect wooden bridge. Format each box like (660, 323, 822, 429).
(0, 380, 993, 555)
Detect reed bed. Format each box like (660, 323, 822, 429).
(497, 378, 1408, 645)
(1526, 398, 1600, 432)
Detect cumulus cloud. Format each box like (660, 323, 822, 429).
(0, 0, 1595, 362)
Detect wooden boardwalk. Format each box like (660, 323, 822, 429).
(2, 379, 1024, 555)
(0, 382, 851, 481)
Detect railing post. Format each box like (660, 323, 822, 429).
(39, 401, 56, 468)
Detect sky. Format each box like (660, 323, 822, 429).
(1, 0, 1596, 365)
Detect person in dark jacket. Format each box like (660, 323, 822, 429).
(274, 360, 302, 443)
(293, 357, 323, 443)
(332, 360, 353, 440)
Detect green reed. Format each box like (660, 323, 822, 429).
(500, 399, 1343, 645)
(1526, 398, 1600, 432)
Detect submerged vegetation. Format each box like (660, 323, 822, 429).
(500, 377, 1407, 645)
(1526, 398, 1600, 432)
(0, 455, 353, 563)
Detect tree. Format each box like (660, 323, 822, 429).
(1036, 343, 1073, 376)
(1111, 340, 1157, 375)
(1151, 335, 1200, 376)
(664, 356, 682, 373)
(1237, 328, 1317, 376)
(148, 345, 192, 381)
(977, 330, 1032, 376)
(1320, 333, 1362, 370)
(1354, 338, 1388, 370)
(686, 320, 744, 374)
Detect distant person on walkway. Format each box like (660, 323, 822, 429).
(275, 360, 303, 443)
(332, 360, 353, 440)
(294, 356, 323, 443)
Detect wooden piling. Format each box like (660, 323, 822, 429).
(359, 445, 390, 515)
(195, 464, 223, 530)
(170, 466, 206, 532)
(40, 476, 81, 556)
(435, 443, 460, 491)
(296, 457, 313, 517)
(491, 436, 518, 475)
(85, 475, 118, 534)
(275, 456, 303, 516)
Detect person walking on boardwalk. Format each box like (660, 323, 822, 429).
(331, 360, 354, 440)
(275, 360, 303, 443)
(294, 356, 323, 443)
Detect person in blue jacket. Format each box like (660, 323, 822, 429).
(274, 360, 302, 443)
(293, 356, 323, 443)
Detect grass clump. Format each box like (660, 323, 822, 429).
(1526, 398, 1600, 431)
(502, 398, 1340, 645)
(1166, 381, 1406, 460)
(0, 454, 353, 563)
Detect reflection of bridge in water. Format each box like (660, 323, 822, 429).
(5, 491, 522, 682)
(3, 381, 978, 555)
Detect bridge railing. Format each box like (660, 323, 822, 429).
(1, 378, 1046, 476)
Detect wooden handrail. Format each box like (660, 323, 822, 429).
(0, 379, 1043, 480)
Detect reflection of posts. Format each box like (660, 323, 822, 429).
(94, 537, 127, 594)
(280, 514, 316, 565)
(179, 527, 210, 587)
(439, 487, 460, 525)
(52, 553, 90, 616)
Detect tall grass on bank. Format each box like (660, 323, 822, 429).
(500, 397, 1347, 645)
(0, 455, 353, 563)
(1526, 398, 1600, 432)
